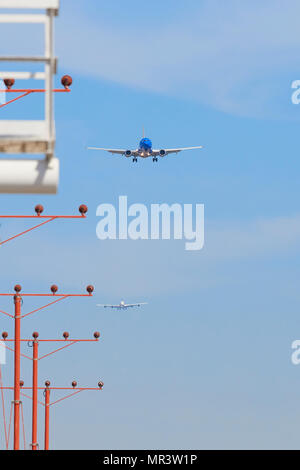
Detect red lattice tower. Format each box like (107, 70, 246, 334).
(0, 205, 102, 450)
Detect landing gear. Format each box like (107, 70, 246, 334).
(133, 157, 137, 163)
(153, 157, 158, 162)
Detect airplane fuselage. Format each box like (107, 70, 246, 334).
(97, 300, 147, 309)
(138, 138, 152, 158)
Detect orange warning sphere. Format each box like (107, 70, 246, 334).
(79, 204, 88, 215)
(35, 204, 44, 215)
(50, 284, 58, 294)
(61, 75, 72, 88)
(4, 78, 15, 89)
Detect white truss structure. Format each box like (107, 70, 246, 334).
(0, 0, 60, 193)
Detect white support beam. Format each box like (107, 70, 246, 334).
(0, 71, 45, 80)
(0, 56, 53, 62)
(0, 0, 59, 9)
(0, 14, 46, 23)
(0, 120, 55, 154)
(0, 57, 57, 72)
(0, 0, 59, 192)
(45, 8, 54, 158)
(0, 157, 59, 194)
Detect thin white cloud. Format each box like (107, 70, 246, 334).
(0, 1, 298, 117)
(206, 214, 300, 260)
(56, 0, 300, 118)
(0, 213, 299, 296)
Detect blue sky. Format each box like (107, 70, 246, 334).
(0, 0, 300, 449)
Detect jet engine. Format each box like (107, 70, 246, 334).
(125, 150, 132, 157)
(159, 149, 166, 157)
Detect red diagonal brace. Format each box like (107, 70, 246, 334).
(0, 204, 88, 246)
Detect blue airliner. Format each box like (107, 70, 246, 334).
(87, 134, 203, 162)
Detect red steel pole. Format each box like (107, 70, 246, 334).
(44, 382, 50, 450)
(13, 289, 21, 450)
(0, 281, 94, 450)
(31, 333, 39, 450)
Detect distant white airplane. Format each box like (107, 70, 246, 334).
(87, 133, 203, 162)
(97, 300, 147, 310)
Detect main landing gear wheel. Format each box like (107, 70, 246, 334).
(133, 157, 138, 162)
(153, 157, 158, 162)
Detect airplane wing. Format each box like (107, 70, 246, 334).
(125, 303, 148, 308)
(87, 147, 139, 156)
(151, 146, 203, 156)
(97, 304, 119, 308)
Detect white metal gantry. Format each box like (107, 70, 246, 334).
(0, 0, 60, 194)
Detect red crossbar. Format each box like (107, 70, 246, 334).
(0, 88, 70, 109)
